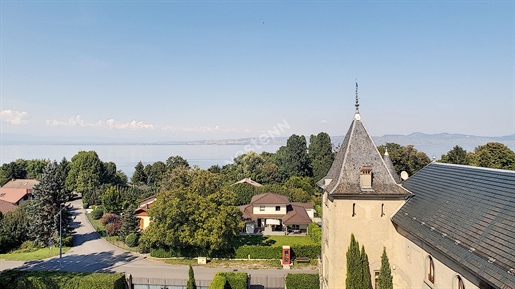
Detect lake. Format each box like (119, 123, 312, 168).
(0, 144, 282, 177)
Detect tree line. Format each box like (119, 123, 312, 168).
(1, 134, 513, 254)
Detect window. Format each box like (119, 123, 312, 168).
(455, 276, 465, 289)
(260, 206, 265, 211)
(275, 206, 281, 211)
(352, 203, 356, 217)
(374, 271, 379, 289)
(381, 204, 385, 217)
(426, 256, 435, 284)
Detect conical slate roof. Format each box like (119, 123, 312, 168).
(383, 149, 401, 184)
(317, 112, 410, 197)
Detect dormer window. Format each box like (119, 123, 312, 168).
(360, 166, 372, 189)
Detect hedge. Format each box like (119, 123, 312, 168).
(290, 244, 320, 259)
(0, 270, 125, 289)
(214, 272, 248, 289)
(150, 243, 321, 259)
(208, 275, 227, 289)
(285, 273, 320, 289)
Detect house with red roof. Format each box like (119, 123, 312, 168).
(0, 179, 38, 206)
(238, 192, 314, 235)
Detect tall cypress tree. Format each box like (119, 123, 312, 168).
(360, 245, 372, 289)
(346, 234, 361, 289)
(187, 264, 197, 289)
(378, 247, 393, 289)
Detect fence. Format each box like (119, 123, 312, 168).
(249, 275, 285, 289)
(132, 277, 210, 289)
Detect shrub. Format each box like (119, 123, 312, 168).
(105, 219, 122, 236)
(208, 275, 227, 289)
(62, 235, 74, 247)
(125, 233, 139, 247)
(291, 244, 320, 259)
(99, 213, 120, 226)
(214, 272, 247, 289)
(90, 206, 104, 220)
(308, 222, 322, 243)
(285, 273, 320, 289)
(0, 270, 125, 289)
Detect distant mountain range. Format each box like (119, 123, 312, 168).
(1, 132, 514, 158)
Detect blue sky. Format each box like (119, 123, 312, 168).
(1, 1, 514, 142)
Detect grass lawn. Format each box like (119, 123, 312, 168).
(0, 246, 71, 261)
(86, 212, 105, 234)
(234, 235, 316, 247)
(86, 213, 139, 252)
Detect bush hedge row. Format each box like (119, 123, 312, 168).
(213, 272, 248, 289)
(285, 273, 320, 289)
(151, 244, 320, 259)
(208, 275, 227, 289)
(0, 270, 125, 289)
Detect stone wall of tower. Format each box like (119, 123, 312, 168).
(321, 192, 482, 289)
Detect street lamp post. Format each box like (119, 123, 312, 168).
(59, 203, 63, 268)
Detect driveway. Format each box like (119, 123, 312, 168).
(2, 198, 317, 282)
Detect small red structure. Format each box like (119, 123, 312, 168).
(282, 245, 291, 265)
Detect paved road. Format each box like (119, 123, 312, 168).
(2, 199, 317, 282)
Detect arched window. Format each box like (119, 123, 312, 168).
(455, 275, 465, 289)
(426, 256, 435, 283)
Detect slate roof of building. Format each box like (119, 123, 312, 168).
(0, 199, 17, 214)
(317, 113, 410, 197)
(2, 179, 39, 190)
(250, 192, 289, 204)
(0, 188, 29, 204)
(392, 162, 515, 288)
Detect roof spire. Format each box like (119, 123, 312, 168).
(355, 81, 359, 113)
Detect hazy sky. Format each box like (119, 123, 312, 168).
(1, 1, 514, 142)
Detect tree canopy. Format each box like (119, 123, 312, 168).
(308, 132, 334, 182)
(140, 168, 242, 256)
(377, 143, 431, 176)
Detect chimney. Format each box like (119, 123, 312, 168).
(360, 166, 372, 189)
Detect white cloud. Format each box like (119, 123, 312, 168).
(1, 109, 29, 125)
(47, 115, 154, 130)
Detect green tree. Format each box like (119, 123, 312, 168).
(207, 165, 221, 174)
(360, 245, 372, 289)
(346, 234, 361, 289)
(377, 143, 431, 175)
(275, 135, 312, 180)
(144, 161, 167, 187)
(377, 247, 393, 289)
(309, 132, 334, 182)
(102, 186, 123, 214)
(66, 151, 103, 196)
(140, 169, 242, 255)
(187, 265, 197, 289)
(468, 142, 515, 170)
(131, 161, 147, 185)
(119, 206, 140, 240)
(440, 145, 468, 165)
(166, 155, 190, 171)
(227, 183, 258, 206)
(26, 159, 49, 179)
(0, 160, 28, 185)
(0, 206, 30, 253)
(28, 161, 73, 246)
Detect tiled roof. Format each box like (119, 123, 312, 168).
(135, 195, 156, 214)
(392, 162, 515, 288)
(2, 179, 38, 190)
(232, 178, 263, 187)
(317, 114, 410, 197)
(0, 188, 29, 204)
(291, 202, 314, 209)
(282, 204, 312, 225)
(0, 199, 17, 214)
(383, 150, 401, 184)
(250, 193, 289, 205)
